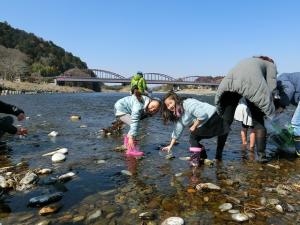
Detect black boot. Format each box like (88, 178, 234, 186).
(215, 133, 228, 160)
(255, 129, 268, 163)
(294, 136, 300, 157)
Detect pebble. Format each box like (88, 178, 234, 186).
(228, 209, 240, 214)
(96, 160, 106, 164)
(87, 209, 102, 221)
(267, 163, 280, 169)
(73, 215, 85, 222)
(196, 183, 221, 191)
(80, 125, 87, 128)
(28, 192, 63, 207)
(0, 176, 7, 188)
(219, 203, 232, 212)
(48, 131, 58, 137)
(5, 172, 12, 176)
(20, 172, 38, 185)
(275, 204, 284, 213)
(175, 173, 183, 177)
(43, 148, 68, 156)
(203, 196, 209, 202)
(204, 159, 214, 166)
(165, 154, 175, 160)
(130, 208, 138, 214)
(52, 153, 66, 162)
(139, 212, 156, 220)
(70, 115, 81, 121)
(260, 197, 267, 205)
(39, 203, 62, 215)
(161, 217, 184, 225)
(121, 170, 132, 176)
(268, 198, 280, 205)
(231, 213, 249, 222)
(179, 156, 190, 161)
(58, 172, 76, 182)
(35, 220, 51, 225)
(37, 168, 52, 175)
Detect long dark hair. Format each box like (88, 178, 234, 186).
(161, 92, 185, 124)
(253, 55, 275, 64)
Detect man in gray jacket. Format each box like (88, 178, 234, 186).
(215, 56, 278, 162)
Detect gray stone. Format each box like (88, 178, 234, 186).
(219, 203, 232, 212)
(231, 213, 249, 222)
(161, 217, 184, 225)
(28, 192, 63, 207)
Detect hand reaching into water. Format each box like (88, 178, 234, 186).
(17, 113, 25, 121)
(127, 135, 135, 149)
(161, 145, 172, 153)
(17, 127, 28, 136)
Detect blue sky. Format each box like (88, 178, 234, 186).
(1, 0, 300, 78)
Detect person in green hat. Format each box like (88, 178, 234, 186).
(130, 71, 149, 96)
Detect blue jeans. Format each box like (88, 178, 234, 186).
(292, 103, 300, 136)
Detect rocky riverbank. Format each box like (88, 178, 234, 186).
(0, 80, 93, 95)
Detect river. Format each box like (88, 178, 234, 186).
(0, 93, 300, 225)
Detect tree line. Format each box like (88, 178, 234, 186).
(0, 21, 87, 81)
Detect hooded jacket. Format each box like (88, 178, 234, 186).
(215, 57, 277, 116)
(277, 72, 300, 106)
(0, 101, 24, 134)
(130, 74, 148, 94)
(114, 95, 150, 137)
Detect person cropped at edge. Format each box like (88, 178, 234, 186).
(215, 56, 278, 163)
(130, 71, 149, 96)
(0, 100, 28, 146)
(276, 72, 300, 155)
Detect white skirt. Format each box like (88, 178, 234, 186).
(234, 98, 253, 126)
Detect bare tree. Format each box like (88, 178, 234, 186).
(0, 45, 29, 81)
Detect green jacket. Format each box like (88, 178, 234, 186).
(130, 74, 148, 94)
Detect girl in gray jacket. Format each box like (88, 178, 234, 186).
(215, 56, 278, 162)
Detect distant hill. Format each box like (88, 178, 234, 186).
(0, 21, 87, 80)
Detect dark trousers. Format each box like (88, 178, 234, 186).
(0, 116, 14, 138)
(220, 92, 267, 160)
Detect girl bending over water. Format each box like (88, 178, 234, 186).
(161, 92, 230, 166)
(114, 93, 161, 156)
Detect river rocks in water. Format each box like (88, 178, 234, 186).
(37, 168, 52, 175)
(196, 183, 221, 191)
(70, 115, 81, 121)
(40, 177, 58, 185)
(39, 203, 63, 215)
(161, 217, 184, 225)
(219, 203, 232, 212)
(58, 172, 76, 182)
(80, 124, 87, 128)
(73, 215, 85, 222)
(275, 204, 284, 213)
(6, 172, 12, 176)
(43, 148, 68, 156)
(276, 184, 292, 195)
(121, 170, 132, 176)
(175, 173, 183, 177)
(48, 131, 58, 137)
(267, 163, 280, 169)
(139, 211, 156, 220)
(87, 209, 103, 221)
(52, 153, 66, 162)
(28, 192, 63, 207)
(231, 213, 249, 222)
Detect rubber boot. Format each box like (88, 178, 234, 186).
(125, 140, 144, 157)
(123, 135, 128, 147)
(294, 136, 300, 157)
(255, 129, 268, 163)
(189, 145, 205, 167)
(215, 134, 228, 160)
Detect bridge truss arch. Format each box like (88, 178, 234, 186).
(143, 72, 175, 81)
(89, 69, 126, 79)
(178, 76, 203, 83)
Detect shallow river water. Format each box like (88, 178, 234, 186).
(0, 93, 300, 225)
